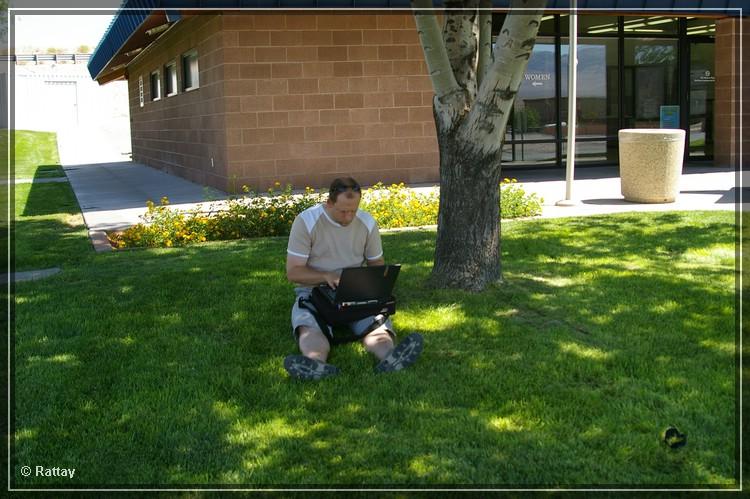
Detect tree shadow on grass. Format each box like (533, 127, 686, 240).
(12, 213, 738, 487)
(14, 215, 91, 271)
(19, 177, 80, 218)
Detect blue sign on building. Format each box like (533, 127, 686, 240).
(660, 106, 680, 129)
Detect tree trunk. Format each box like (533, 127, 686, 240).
(413, 0, 546, 291)
(431, 122, 504, 291)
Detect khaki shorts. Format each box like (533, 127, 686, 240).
(291, 287, 394, 344)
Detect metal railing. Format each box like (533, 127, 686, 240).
(2, 53, 92, 64)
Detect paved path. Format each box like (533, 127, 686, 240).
(48, 104, 744, 252)
(57, 125, 223, 251)
(63, 161, 225, 233)
(416, 165, 740, 217)
(61, 161, 741, 253)
(518, 167, 740, 218)
(5, 267, 62, 283)
(4, 177, 69, 185)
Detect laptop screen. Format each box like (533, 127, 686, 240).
(328, 264, 401, 304)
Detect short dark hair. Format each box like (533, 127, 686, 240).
(328, 177, 361, 203)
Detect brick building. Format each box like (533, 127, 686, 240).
(88, 1, 748, 192)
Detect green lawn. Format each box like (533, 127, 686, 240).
(13, 209, 737, 487)
(9, 130, 91, 271)
(14, 182, 92, 271)
(6, 130, 65, 179)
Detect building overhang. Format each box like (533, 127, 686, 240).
(88, 0, 745, 84)
(88, 6, 183, 84)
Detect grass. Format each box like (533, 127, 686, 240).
(5, 130, 65, 179)
(13, 208, 737, 487)
(10, 130, 738, 488)
(10, 130, 91, 271)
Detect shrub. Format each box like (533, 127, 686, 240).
(108, 197, 211, 249)
(207, 183, 323, 240)
(360, 182, 439, 229)
(108, 179, 542, 249)
(500, 178, 543, 218)
(108, 184, 324, 249)
(362, 180, 542, 225)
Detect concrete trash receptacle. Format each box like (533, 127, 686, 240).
(618, 128, 685, 203)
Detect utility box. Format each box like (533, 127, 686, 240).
(618, 129, 686, 203)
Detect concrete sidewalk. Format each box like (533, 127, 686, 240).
(64, 161, 225, 233)
(516, 166, 739, 218)
(61, 159, 740, 252)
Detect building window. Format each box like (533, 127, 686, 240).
(138, 76, 144, 107)
(165, 61, 177, 96)
(182, 49, 199, 91)
(150, 70, 161, 101)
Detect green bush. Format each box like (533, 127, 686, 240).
(108, 179, 543, 249)
(208, 183, 322, 240)
(109, 184, 323, 249)
(360, 182, 439, 229)
(500, 178, 543, 218)
(108, 197, 211, 248)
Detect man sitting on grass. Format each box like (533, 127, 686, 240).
(284, 177, 423, 380)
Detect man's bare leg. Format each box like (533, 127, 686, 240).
(361, 325, 395, 361)
(297, 326, 331, 362)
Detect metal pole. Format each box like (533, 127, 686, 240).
(557, 0, 579, 206)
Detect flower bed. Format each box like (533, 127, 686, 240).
(108, 180, 542, 249)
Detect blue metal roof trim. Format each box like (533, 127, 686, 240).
(89, 0, 743, 81)
(88, 7, 154, 79)
(91, 0, 747, 11)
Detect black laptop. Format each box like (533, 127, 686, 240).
(318, 264, 401, 308)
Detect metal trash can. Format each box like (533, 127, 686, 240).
(618, 128, 686, 203)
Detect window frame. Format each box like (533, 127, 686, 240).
(149, 69, 161, 101)
(164, 60, 178, 97)
(181, 49, 199, 92)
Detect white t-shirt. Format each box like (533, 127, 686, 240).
(287, 204, 383, 284)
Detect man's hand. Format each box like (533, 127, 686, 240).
(287, 254, 341, 287)
(323, 272, 340, 289)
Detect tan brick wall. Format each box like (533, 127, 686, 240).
(221, 12, 438, 191)
(128, 15, 230, 190)
(715, 17, 749, 169)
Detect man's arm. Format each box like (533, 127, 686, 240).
(286, 255, 341, 288)
(367, 257, 385, 266)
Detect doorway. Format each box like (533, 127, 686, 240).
(688, 41, 715, 159)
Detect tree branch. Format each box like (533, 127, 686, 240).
(411, 0, 466, 130)
(411, 0, 462, 100)
(442, 0, 480, 106)
(461, 0, 546, 154)
(477, 0, 493, 87)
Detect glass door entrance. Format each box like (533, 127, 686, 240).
(503, 36, 558, 165)
(561, 36, 619, 164)
(688, 41, 715, 159)
(622, 38, 680, 129)
(494, 15, 715, 169)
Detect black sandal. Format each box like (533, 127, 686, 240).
(284, 355, 340, 380)
(375, 333, 423, 373)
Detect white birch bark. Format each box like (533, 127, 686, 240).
(442, 0, 480, 107)
(410, 0, 548, 290)
(477, 0, 493, 87)
(460, 0, 546, 155)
